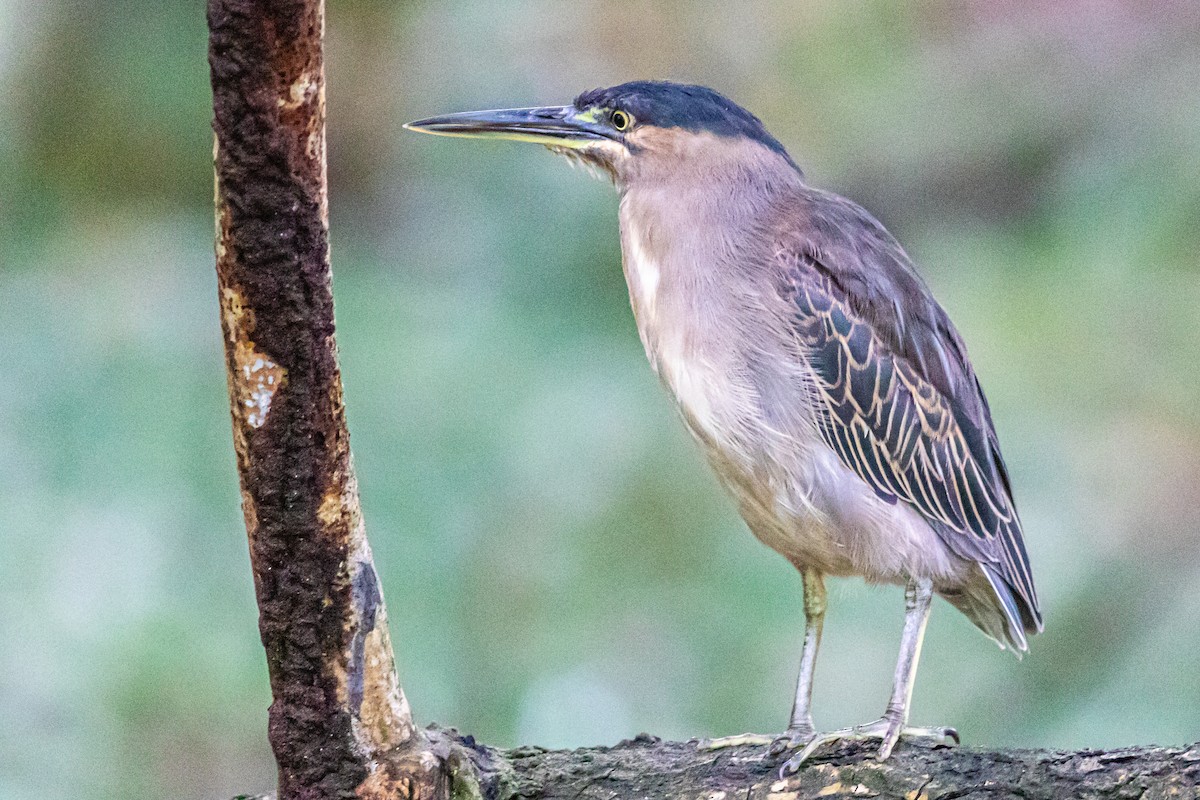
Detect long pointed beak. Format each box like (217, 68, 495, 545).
(404, 105, 615, 149)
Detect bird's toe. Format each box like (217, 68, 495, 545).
(768, 725, 816, 756)
(876, 723, 960, 761)
(779, 732, 837, 776)
(776, 718, 959, 776)
(876, 720, 904, 761)
(697, 732, 775, 751)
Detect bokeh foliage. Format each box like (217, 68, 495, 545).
(2, 2, 1199, 799)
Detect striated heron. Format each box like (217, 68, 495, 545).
(407, 81, 1042, 773)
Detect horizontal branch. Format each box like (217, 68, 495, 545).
(236, 732, 1200, 799)
(471, 734, 1200, 800)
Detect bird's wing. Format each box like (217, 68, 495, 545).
(776, 207, 1042, 643)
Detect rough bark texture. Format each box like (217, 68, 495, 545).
(238, 733, 1200, 799)
(208, 1, 452, 797)
(490, 736, 1200, 799)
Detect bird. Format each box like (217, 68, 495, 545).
(406, 81, 1042, 772)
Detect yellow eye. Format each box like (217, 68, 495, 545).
(611, 110, 632, 131)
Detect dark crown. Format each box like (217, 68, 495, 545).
(574, 81, 790, 158)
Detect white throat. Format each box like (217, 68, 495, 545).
(621, 215, 661, 327)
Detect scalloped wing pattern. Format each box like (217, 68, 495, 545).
(783, 258, 1041, 640)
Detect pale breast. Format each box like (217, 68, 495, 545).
(617, 204, 966, 587)
(621, 217, 729, 447)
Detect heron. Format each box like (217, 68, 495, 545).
(406, 81, 1042, 772)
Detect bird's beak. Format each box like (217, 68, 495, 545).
(404, 105, 616, 149)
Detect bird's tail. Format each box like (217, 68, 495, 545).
(941, 564, 1041, 654)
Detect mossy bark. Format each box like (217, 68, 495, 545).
(490, 736, 1200, 800)
(236, 733, 1200, 800)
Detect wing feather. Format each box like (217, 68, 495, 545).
(779, 242, 1042, 645)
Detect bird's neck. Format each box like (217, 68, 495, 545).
(619, 137, 801, 254)
(616, 142, 800, 388)
(617, 141, 799, 317)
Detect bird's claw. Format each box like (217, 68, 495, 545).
(777, 718, 959, 777)
(768, 726, 815, 756)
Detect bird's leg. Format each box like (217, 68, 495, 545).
(701, 569, 826, 753)
(779, 578, 958, 775)
(768, 569, 825, 754)
(792, 568, 827, 733)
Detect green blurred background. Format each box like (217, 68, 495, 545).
(3, 1, 1199, 798)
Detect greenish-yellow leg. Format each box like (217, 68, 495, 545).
(701, 569, 826, 752)
(767, 568, 825, 754)
(779, 577, 959, 776)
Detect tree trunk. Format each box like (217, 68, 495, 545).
(208, 0, 449, 797)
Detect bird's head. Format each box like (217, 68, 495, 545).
(405, 81, 800, 188)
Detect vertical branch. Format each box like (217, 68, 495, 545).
(207, 2, 442, 797)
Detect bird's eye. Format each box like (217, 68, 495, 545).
(611, 110, 632, 131)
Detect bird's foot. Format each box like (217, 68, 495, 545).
(778, 717, 958, 776)
(697, 732, 776, 751)
(767, 724, 816, 756)
(698, 723, 816, 754)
